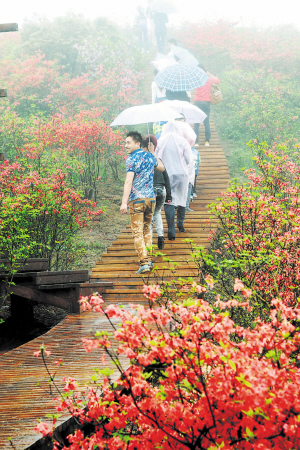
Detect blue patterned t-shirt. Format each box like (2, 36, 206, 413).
(126, 149, 158, 201)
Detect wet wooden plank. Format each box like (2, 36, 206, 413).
(34, 270, 89, 285)
(0, 23, 18, 32)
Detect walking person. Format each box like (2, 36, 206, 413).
(176, 117, 196, 212)
(142, 135, 172, 250)
(120, 132, 164, 274)
(135, 6, 149, 52)
(151, 10, 168, 54)
(194, 67, 220, 146)
(156, 120, 191, 240)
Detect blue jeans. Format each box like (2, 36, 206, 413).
(164, 204, 185, 239)
(186, 182, 193, 208)
(194, 101, 211, 143)
(192, 175, 198, 195)
(152, 186, 166, 237)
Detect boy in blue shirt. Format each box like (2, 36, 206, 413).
(120, 132, 165, 274)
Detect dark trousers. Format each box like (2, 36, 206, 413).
(164, 204, 185, 239)
(192, 175, 198, 195)
(194, 101, 211, 143)
(138, 23, 149, 51)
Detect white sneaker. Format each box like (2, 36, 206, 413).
(205, 142, 210, 146)
(136, 264, 150, 274)
(193, 193, 197, 198)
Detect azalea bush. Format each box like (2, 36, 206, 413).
(0, 108, 30, 160)
(0, 52, 61, 117)
(176, 20, 300, 76)
(0, 53, 144, 120)
(15, 110, 125, 200)
(213, 69, 300, 149)
(34, 280, 300, 449)
(181, 143, 300, 328)
(0, 160, 102, 273)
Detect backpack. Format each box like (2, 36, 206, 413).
(210, 83, 223, 105)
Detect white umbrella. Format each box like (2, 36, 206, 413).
(151, 56, 177, 72)
(110, 103, 183, 126)
(160, 100, 207, 124)
(172, 46, 199, 67)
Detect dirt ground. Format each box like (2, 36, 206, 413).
(0, 194, 130, 355)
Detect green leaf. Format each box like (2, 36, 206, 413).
(242, 409, 254, 417)
(219, 340, 229, 349)
(245, 427, 255, 438)
(228, 360, 237, 371)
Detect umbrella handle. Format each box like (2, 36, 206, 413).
(147, 123, 151, 145)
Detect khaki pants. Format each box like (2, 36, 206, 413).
(130, 198, 156, 265)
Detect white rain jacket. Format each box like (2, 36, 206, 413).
(176, 121, 196, 185)
(156, 120, 191, 207)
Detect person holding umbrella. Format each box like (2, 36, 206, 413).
(156, 120, 191, 240)
(135, 6, 149, 52)
(142, 135, 172, 250)
(154, 64, 208, 105)
(120, 131, 165, 274)
(151, 10, 168, 53)
(194, 66, 220, 146)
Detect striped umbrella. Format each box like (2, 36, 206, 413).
(154, 65, 208, 92)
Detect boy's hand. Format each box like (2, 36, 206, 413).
(120, 202, 128, 214)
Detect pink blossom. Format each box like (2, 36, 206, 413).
(33, 421, 52, 437)
(205, 275, 214, 289)
(234, 278, 244, 292)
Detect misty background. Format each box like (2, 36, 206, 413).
(2, 0, 300, 29)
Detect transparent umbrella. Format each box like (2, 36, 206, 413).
(110, 103, 183, 126)
(151, 56, 177, 72)
(160, 100, 207, 124)
(172, 47, 199, 67)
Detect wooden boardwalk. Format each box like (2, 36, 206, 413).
(0, 124, 230, 449)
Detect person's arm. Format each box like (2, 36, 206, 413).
(183, 143, 192, 166)
(120, 171, 135, 214)
(163, 168, 172, 201)
(208, 74, 220, 84)
(178, 122, 196, 147)
(148, 141, 165, 172)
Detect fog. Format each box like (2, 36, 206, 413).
(2, 0, 300, 29)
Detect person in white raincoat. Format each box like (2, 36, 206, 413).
(176, 119, 196, 211)
(156, 120, 191, 239)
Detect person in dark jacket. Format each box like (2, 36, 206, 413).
(151, 11, 168, 53)
(142, 135, 172, 249)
